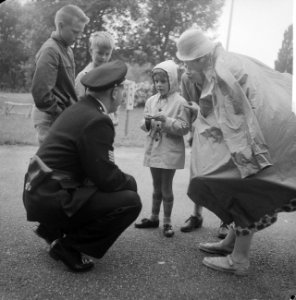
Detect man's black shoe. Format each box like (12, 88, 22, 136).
(49, 239, 94, 273)
(34, 223, 62, 244)
(135, 218, 159, 228)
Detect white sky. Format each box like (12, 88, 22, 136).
(215, 0, 293, 68)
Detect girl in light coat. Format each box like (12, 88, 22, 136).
(135, 60, 191, 237)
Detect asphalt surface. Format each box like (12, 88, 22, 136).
(0, 146, 295, 300)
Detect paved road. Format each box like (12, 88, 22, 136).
(0, 146, 295, 300)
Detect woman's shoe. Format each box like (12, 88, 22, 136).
(202, 255, 250, 276)
(163, 224, 174, 237)
(199, 241, 233, 256)
(135, 218, 159, 228)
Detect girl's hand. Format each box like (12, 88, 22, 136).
(145, 114, 154, 120)
(152, 113, 166, 122)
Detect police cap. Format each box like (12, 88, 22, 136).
(81, 60, 127, 92)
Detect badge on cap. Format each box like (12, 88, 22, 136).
(81, 60, 127, 92)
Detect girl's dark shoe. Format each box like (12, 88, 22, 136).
(163, 224, 174, 237)
(135, 218, 159, 228)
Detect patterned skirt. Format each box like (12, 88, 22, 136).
(234, 198, 296, 236)
(188, 176, 296, 236)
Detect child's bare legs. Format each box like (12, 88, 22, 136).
(161, 169, 176, 237)
(135, 167, 176, 237)
(135, 167, 162, 228)
(150, 167, 163, 221)
(161, 169, 176, 224)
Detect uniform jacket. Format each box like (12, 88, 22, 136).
(141, 61, 191, 169)
(23, 94, 136, 224)
(31, 32, 78, 118)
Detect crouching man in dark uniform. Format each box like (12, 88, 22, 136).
(23, 60, 142, 273)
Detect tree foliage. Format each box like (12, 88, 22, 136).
(115, 0, 224, 65)
(0, 0, 30, 90)
(274, 24, 293, 74)
(0, 0, 224, 91)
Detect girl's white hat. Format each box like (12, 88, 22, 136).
(176, 28, 215, 61)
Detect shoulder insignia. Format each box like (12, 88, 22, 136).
(108, 150, 115, 163)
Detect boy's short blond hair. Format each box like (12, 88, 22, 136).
(55, 5, 89, 28)
(89, 31, 115, 50)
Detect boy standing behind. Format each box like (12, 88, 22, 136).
(75, 31, 119, 125)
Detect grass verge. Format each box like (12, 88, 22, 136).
(0, 93, 146, 147)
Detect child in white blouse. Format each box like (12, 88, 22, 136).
(135, 60, 191, 237)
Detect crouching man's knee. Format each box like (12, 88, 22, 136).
(124, 190, 142, 214)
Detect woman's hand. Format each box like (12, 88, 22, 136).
(183, 101, 198, 113)
(183, 101, 198, 122)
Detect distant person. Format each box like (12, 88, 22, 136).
(180, 72, 229, 238)
(135, 60, 191, 237)
(31, 4, 89, 144)
(75, 31, 119, 126)
(30, 4, 89, 244)
(23, 61, 142, 272)
(176, 28, 296, 275)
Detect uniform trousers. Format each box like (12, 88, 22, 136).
(44, 190, 142, 259)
